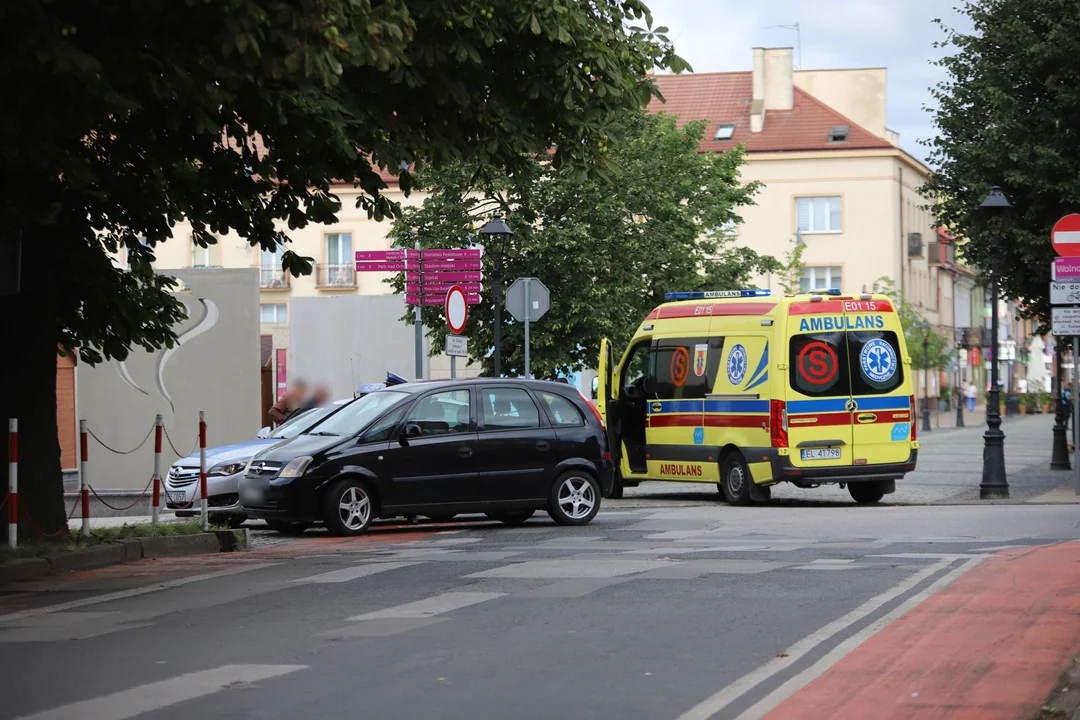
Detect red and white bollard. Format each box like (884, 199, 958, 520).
(199, 411, 208, 531)
(8, 419, 17, 549)
(152, 414, 163, 527)
(80, 420, 90, 537)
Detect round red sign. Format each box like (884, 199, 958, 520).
(797, 341, 838, 386)
(670, 347, 689, 387)
(1052, 214, 1080, 258)
(445, 285, 468, 335)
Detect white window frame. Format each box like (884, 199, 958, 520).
(799, 266, 843, 293)
(795, 196, 843, 234)
(259, 303, 287, 324)
(324, 233, 354, 287)
(260, 247, 286, 287)
(190, 239, 221, 268)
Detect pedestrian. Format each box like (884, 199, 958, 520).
(1064, 383, 1073, 434)
(963, 381, 977, 412)
(268, 379, 308, 426)
(297, 384, 331, 414)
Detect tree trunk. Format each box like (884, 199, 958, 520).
(0, 226, 66, 543)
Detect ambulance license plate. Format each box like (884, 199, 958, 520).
(166, 491, 187, 504)
(801, 448, 841, 461)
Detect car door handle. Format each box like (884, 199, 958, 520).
(536, 441, 551, 451)
(458, 447, 474, 458)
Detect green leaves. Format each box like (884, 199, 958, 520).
(873, 278, 952, 371)
(388, 110, 774, 377)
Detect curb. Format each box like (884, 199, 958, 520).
(0, 529, 249, 585)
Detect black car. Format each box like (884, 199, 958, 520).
(240, 378, 614, 536)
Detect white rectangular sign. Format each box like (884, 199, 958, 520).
(445, 335, 468, 357)
(1052, 282, 1080, 305)
(1052, 306, 1080, 335)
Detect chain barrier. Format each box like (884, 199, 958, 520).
(18, 497, 80, 539)
(87, 476, 154, 512)
(161, 423, 197, 459)
(0, 493, 7, 514)
(87, 425, 155, 456)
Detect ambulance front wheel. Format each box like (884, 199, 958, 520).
(720, 452, 752, 506)
(848, 481, 886, 505)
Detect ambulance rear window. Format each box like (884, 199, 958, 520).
(848, 331, 904, 395)
(789, 333, 850, 398)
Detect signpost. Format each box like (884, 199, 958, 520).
(506, 277, 550, 378)
(445, 286, 468, 379)
(1050, 213, 1080, 495)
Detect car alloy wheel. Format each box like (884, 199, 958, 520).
(338, 485, 372, 531)
(547, 472, 601, 526)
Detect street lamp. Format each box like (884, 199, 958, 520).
(479, 214, 513, 377)
(919, 320, 933, 434)
(979, 186, 1011, 499)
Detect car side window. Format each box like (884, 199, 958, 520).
(539, 392, 584, 427)
(406, 390, 471, 436)
(621, 341, 651, 392)
(480, 388, 541, 431)
(359, 405, 408, 444)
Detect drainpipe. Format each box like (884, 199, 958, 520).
(898, 166, 905, 295)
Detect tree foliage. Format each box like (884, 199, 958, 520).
(776, 238, 807, 296)
(0, 0, 688, 538)
(388, 111, 779, 377)
(873, 278, 952, 371)
(923, 0, 1080, 326)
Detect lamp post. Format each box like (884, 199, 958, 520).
(979, 186, 1011, 499)
(479, 215, 513, 377)
(919, 320, 932, 434)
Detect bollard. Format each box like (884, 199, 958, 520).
(8, 419, 17, 549)
(80, 420, 90, 537)
(152, 414, 163, 527)
(199, 411, 208, 531)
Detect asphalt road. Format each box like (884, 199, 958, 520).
(3, 500, 1080, 720)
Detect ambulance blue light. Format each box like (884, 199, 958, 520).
(663, 289, 771, 301)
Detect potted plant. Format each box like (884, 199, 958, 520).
(1021, 392, 1038, 415)
(1040, 389, 1053, 413)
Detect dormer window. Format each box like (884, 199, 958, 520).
(714, 124, 736, 141)
(828, 125, 850, 143)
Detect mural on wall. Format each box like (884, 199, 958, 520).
(113, 292, 220, 413)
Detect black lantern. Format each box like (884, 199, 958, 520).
(480, 215, 513, 377)
(979, 186, 1011, 498)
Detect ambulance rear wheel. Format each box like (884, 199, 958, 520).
(849, 481, 886, 505)
(608, 472, 624, 499)
(721, 452, 752, 506)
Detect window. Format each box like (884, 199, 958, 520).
(799, 267, 843, 293)
(714, 123, 736, 141)
(323, 233, 354, 287)
(789, 332, 850, 398)
(190, 240, 222, 268)
(620, 341, 651, 393)
(651, 337, 718, 400)
(540, 392, 585, 427)
(261, 247, 287, 287)
(407, 390, 471, 436)
(796, 196, 842, 233)
(260, 304, 287, 323)
(311, 391, 410, 436)
(360, 405, 409, 444)
(848, 331, 905, 396)
(827, 125, 850, 143)
(480, 388, 541, 431)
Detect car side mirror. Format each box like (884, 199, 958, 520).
(256, 426, 271, 439)
(591, 376, 599, 400)
(399, 422, 422, 446)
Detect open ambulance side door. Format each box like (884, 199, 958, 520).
(597, 338, 615, 421)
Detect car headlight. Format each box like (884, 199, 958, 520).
(208, 460, 250, 477)
(279, 456, 313, 478)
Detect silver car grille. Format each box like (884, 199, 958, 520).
(245, 461, 282, 478)
(167, 466, 200, 488)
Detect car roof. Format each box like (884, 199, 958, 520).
(380, 378, 580, 395)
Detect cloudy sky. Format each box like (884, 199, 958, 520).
(645, 0, 973, 164)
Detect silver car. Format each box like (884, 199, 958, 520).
(165, 399, 352, 526)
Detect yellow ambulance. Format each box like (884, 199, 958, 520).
(596, 289, 919, 504)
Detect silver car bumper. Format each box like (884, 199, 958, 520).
(165, 467, 245, 517)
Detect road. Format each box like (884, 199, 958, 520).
(4, 497, 1080, 719)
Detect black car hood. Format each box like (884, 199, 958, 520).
(252, 433, 347, 463)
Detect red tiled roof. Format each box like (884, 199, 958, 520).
(648, 71, 893, 154)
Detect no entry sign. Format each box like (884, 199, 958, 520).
(1052, 214, 1080, 257)
(445, 285, 468, 335)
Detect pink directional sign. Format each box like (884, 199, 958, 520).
(406, 282, 483, 295)
(407, 293, 481, 306)
(421, 249, 482, 260)
(1055, 256, 1080, 280)
(355, 261, 406, 272)
(422, 260, 482, 272)
(405, 271, 482, 283)
(355, 250, 417, 262)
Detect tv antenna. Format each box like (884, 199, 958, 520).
(764, 22, 802, 70)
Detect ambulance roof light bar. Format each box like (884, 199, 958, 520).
(663, 289, 771, 301)
(806, 289, 842, 296)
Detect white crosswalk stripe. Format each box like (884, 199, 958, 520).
(289, 561, 420, 583)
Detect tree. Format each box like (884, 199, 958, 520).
(923, 0, 1080, 328)
(776, 237, 807, 296)
(388, 111, 779, 377)
(873, 278, 952, 371)
(0, 0, 688, 539)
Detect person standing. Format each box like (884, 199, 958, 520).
(963, 381, 977, 412)
(268, 379, 308, 426)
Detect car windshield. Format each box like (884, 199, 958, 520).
(269, 404, 342, 440)
(305, 391, 410, 436)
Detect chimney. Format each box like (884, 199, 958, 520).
(751, 47, 794, 133)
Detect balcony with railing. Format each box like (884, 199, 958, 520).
(259, 268, 290, 290)
(316, 264, 356, 290)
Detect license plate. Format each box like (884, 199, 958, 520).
(166, 491, 188, 504)
(242, 487, 263, 504)
(801, 448, 841, 461)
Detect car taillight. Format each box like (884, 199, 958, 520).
(909, 394, 917, 441)
(580, 391, 606, 428)
(770, 399, 788, 448)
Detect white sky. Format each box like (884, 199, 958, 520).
(644, 0, 973, 164)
